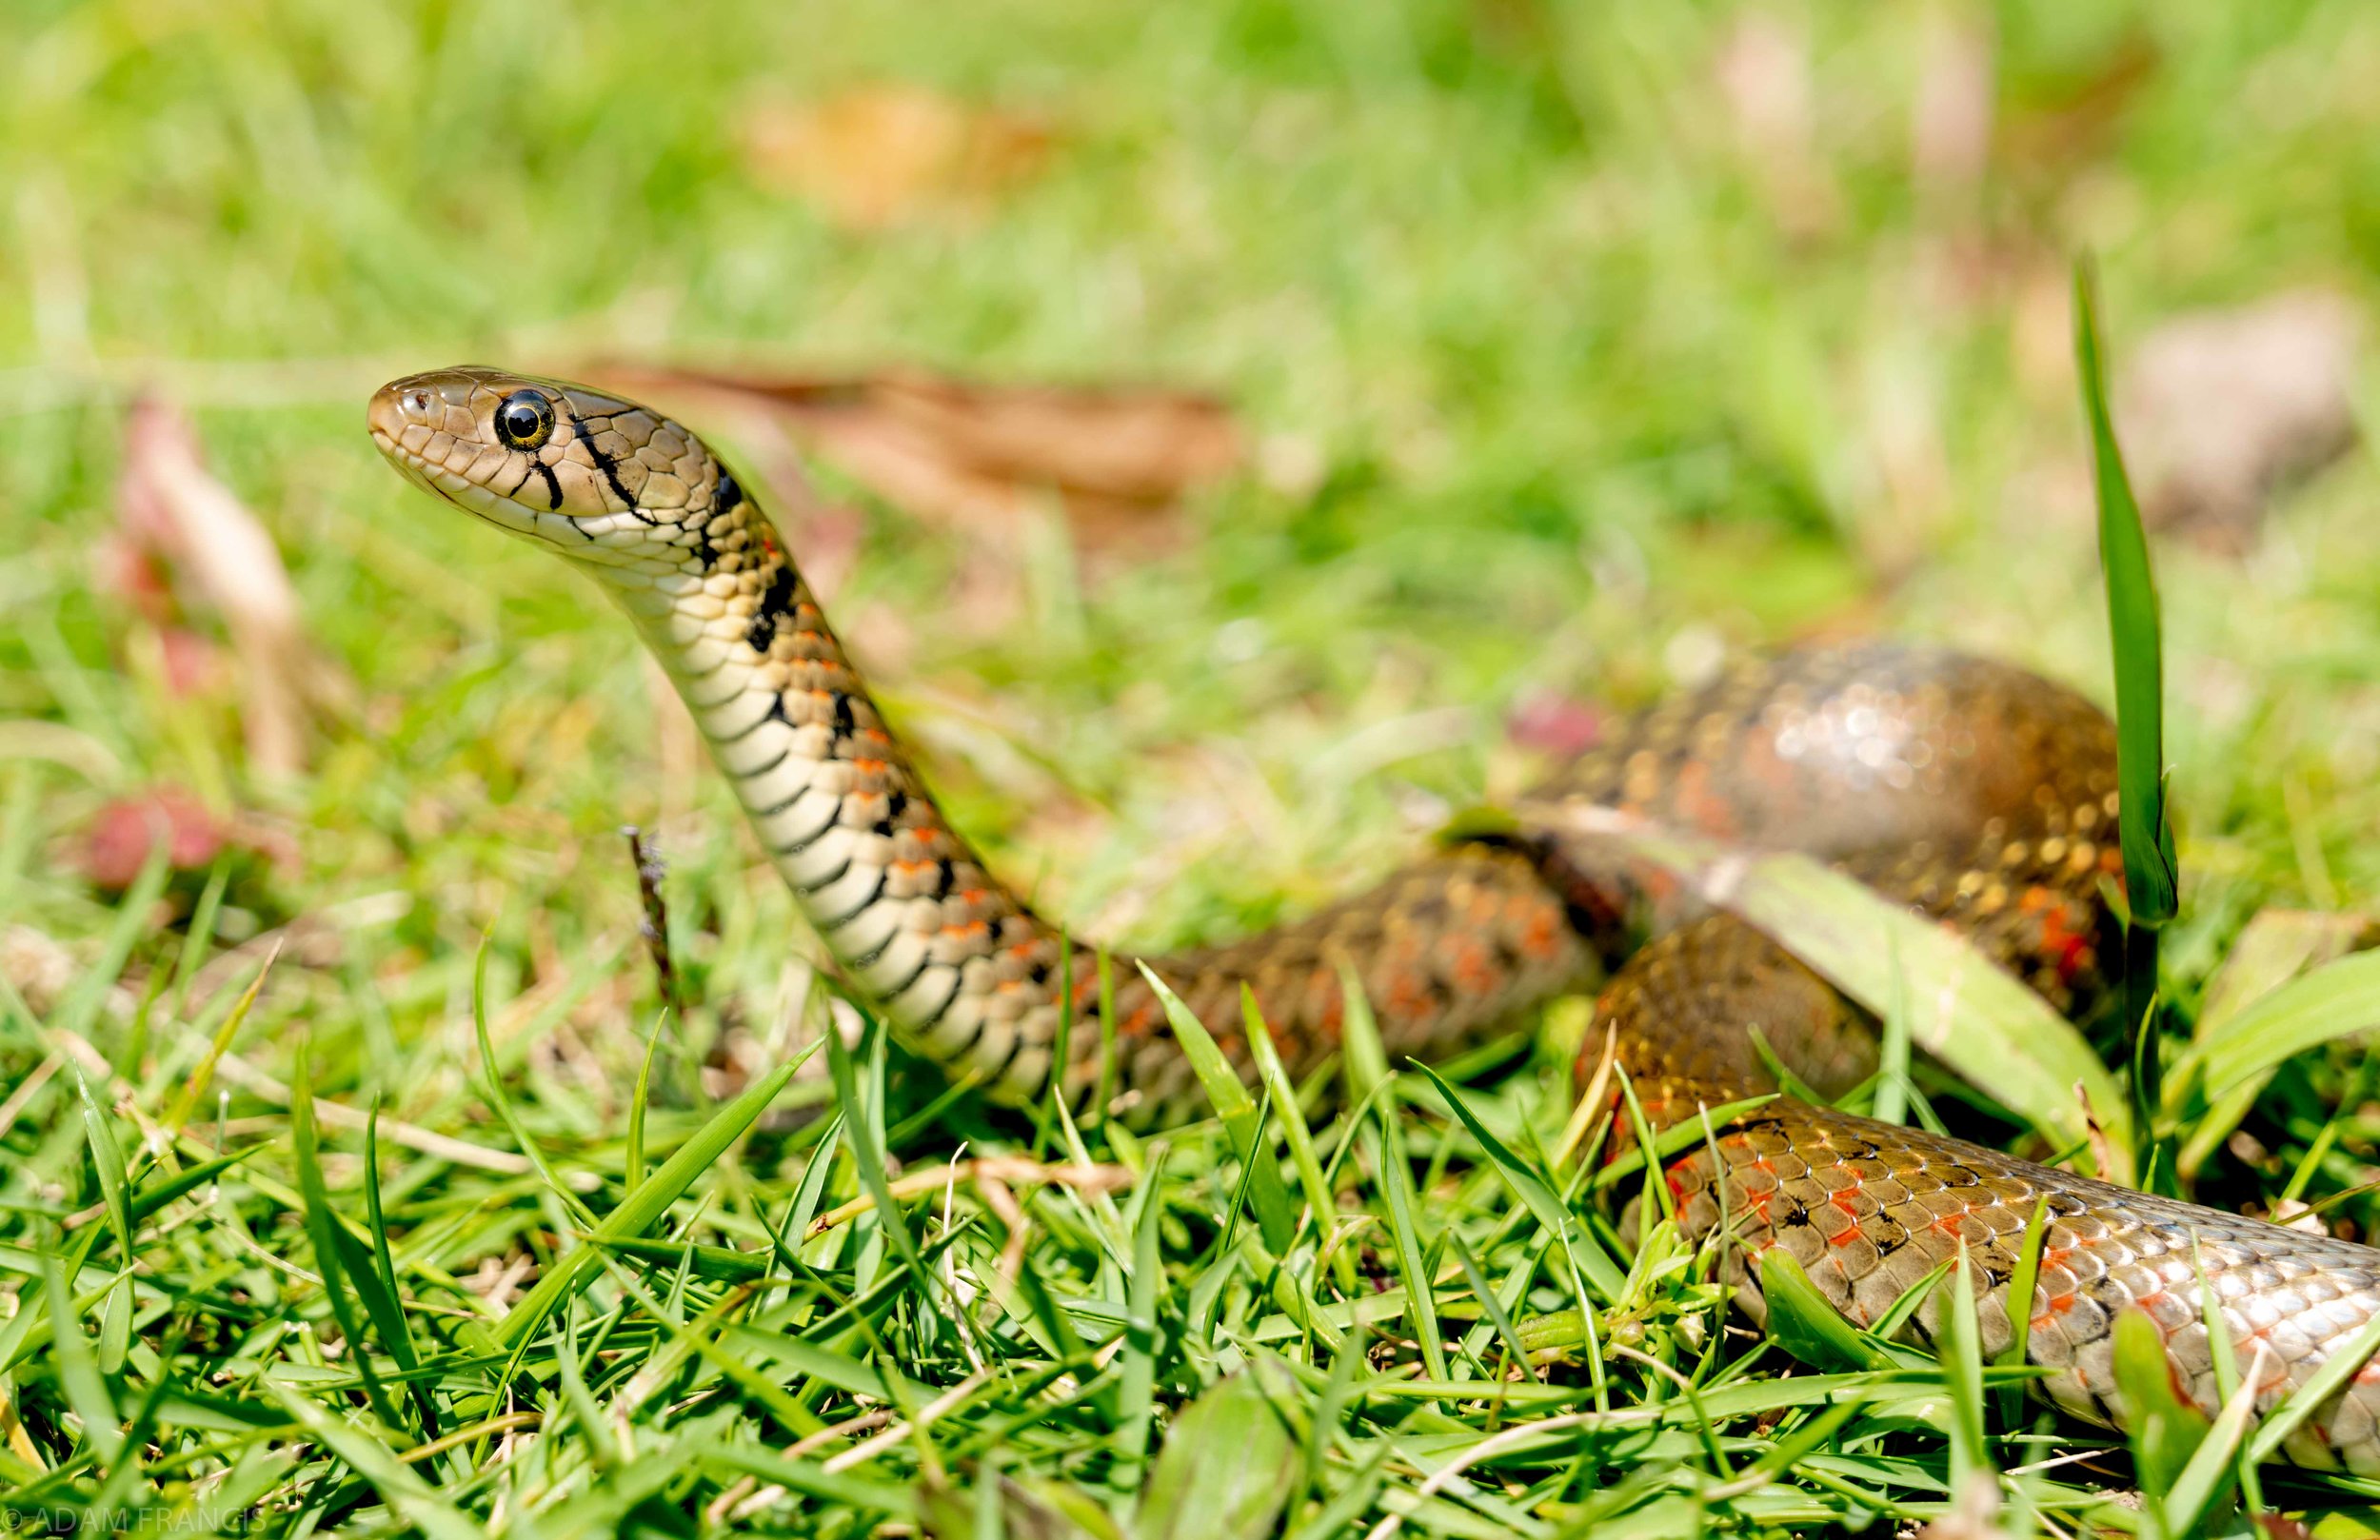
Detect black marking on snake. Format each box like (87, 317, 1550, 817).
(1781, 1201, 1812, 1228)
(566, 408, 655, 524)
(715, 706, 778, 746)
(738, 745, 791, 782)
(935, 857, 958, 896)
(716, 471, 743, 512)
(775, 799, 845, 857)
(876, 950, 933, 1002)
(530, 461, 564, 511)
(820, 869, 888, 932)
(757, 784, 817, 819)
(911, 974, 961, 1035)
(796, 857, 854, 896)
(747, 565, 798, 653)
(982, 1020, 1030, 1084)
(831, 693, 857, 737)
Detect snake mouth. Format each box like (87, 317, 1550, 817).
(367, 425, 544, 540)
(367, 374, 598, 547)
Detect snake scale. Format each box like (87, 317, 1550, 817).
(370, 365, 2380, 1473)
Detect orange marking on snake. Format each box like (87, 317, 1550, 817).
(2031, 897, 2095, 987)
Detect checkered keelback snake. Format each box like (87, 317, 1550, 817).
(370, 365, 2380, 1471)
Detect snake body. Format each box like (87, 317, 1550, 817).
(370, 365, 2380, 1472)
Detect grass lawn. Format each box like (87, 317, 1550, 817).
(7, 1, 2380, 1533)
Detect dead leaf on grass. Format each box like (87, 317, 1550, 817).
(740, 84, 1053, 228)
(586, 362, 1243, 556)
(113, 394, 346, 775)
(2117, 287, 2361, 547)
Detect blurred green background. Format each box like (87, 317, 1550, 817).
(5, 0, 2378, 1069)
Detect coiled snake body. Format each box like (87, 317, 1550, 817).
(370, 366, 2380, 1472)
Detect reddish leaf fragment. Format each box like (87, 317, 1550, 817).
(81, 789, 229, 890)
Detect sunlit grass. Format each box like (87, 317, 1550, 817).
(9, 0, 2380, 1533)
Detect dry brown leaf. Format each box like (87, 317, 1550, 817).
(115, 394, 340, 775)
(2118, 287, 2361, 547)
(740, 85, 1053, 229)
(585, 362, 1243, 556)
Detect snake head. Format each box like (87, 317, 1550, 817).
(367, 366, 748, 572)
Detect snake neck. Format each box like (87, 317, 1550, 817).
(588, 491, 1075, 1100)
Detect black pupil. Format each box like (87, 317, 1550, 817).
(499, 393, 548, 444)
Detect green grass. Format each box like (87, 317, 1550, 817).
(10, 0, 2380, 1533)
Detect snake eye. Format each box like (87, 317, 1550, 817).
(494, 389, 555, 450)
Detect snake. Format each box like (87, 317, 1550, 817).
(369, 365, 2380, 1474)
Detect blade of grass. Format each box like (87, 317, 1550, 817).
(493, 1057, 797, 1353)
(2172, 911, 2370, 1177)
(69, 1066, 133, 1373)
(1993, 1194, 2051, 1426)
(822, 1015, 953, 1351)
(626, 1010, 666, 1192)
(261, 1381, 483, 1540)
(1873, 931, 1911, 1128)
(1366, 1113, 1449, 1386)
(1113, 1145, 1168, 1491)
(161, 944, 276, 1140)
(1137, 962, 1297, 1254)
(290, 1033, 407, 1432)
(1413, 1062, 1623, 1302)
(2075, 256, 2177, 1158)
(1941, 1242, 1991, 1489)
(1139, 1369, 1299, 1540)
(2074, 257, 2178, 934)
(1242, 986, 1353, 1293)
(2247, 1305, 2380, 1465)
(2162, 1369, 2257, 1539)
(2112, 1306, 2209, 1504)
(2167, 950, 2380, 1127)
(1755, 1249, 1896, 1373)
(41, 1251, 121, 1466)
(2192, 1236, 2263, 1517)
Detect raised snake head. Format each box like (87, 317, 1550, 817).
(367, 366, 751, 576)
